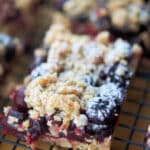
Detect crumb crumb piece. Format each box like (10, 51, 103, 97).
(115, 65, 126, 76)
(96, 31, 110, 45)
(132, 44, 142, 57)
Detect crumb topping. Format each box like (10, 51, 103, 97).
(63, 0, 97, 16)
(107, 0, 150, 31)
(24, 23, 142, 130)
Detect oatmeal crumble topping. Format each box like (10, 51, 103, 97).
(107, 0, 150, 31)
(64, 0, 97, 16)
(24, 22, 142, 131)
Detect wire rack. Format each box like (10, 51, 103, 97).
(0, 58, 150, 150)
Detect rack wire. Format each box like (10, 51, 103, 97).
(0, 58, 150, 150)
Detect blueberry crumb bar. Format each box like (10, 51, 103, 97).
(145, 124, 150, 150)
(0, 22, 142, 150)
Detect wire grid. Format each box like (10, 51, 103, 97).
(0, 59, 149, 150)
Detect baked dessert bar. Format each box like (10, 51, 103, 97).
(51, 0, 150, 56)
(0, 33, 25, 81)
(145, 124, 150, 150)
(51, 0, 149, 34)
(0, 22, 142, 150)
(106, 0, 150, 57)
(0, 0, 42, 34)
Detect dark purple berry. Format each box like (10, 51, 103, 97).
(97, 82, 124, 103)
(103, 63, 132, 88)
(8, 109, 28, 123)
(86, 96, 115, 123)
(10, 87, 28, 112)
(86, 83, 124, 123)
(28, 117, 48, 141)
(86, 123, 107, 134)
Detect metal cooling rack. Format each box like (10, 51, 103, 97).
(0, 58, 150, 150)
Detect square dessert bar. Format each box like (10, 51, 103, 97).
(1, 22, 142, 150)
(145, 124, 150, 150)
(0, 33, 25, 81)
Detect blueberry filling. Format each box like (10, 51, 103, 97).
(8, 108, 28, 123)
(46, 110, 63, 127)
(86, 97, 117, 124)
(86, 123, 108, 134)
(86, 83, 124, 123)
(66, 120, 114, 143)
(100, 62, 132, 88)
(28, 117, 48, 141)
(82, 75, 99, 86)
(10, 87, 28, 112)
(97, 82, 125, 104)
(0, 114, 26, 141)
(2, 110, 48, 143)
